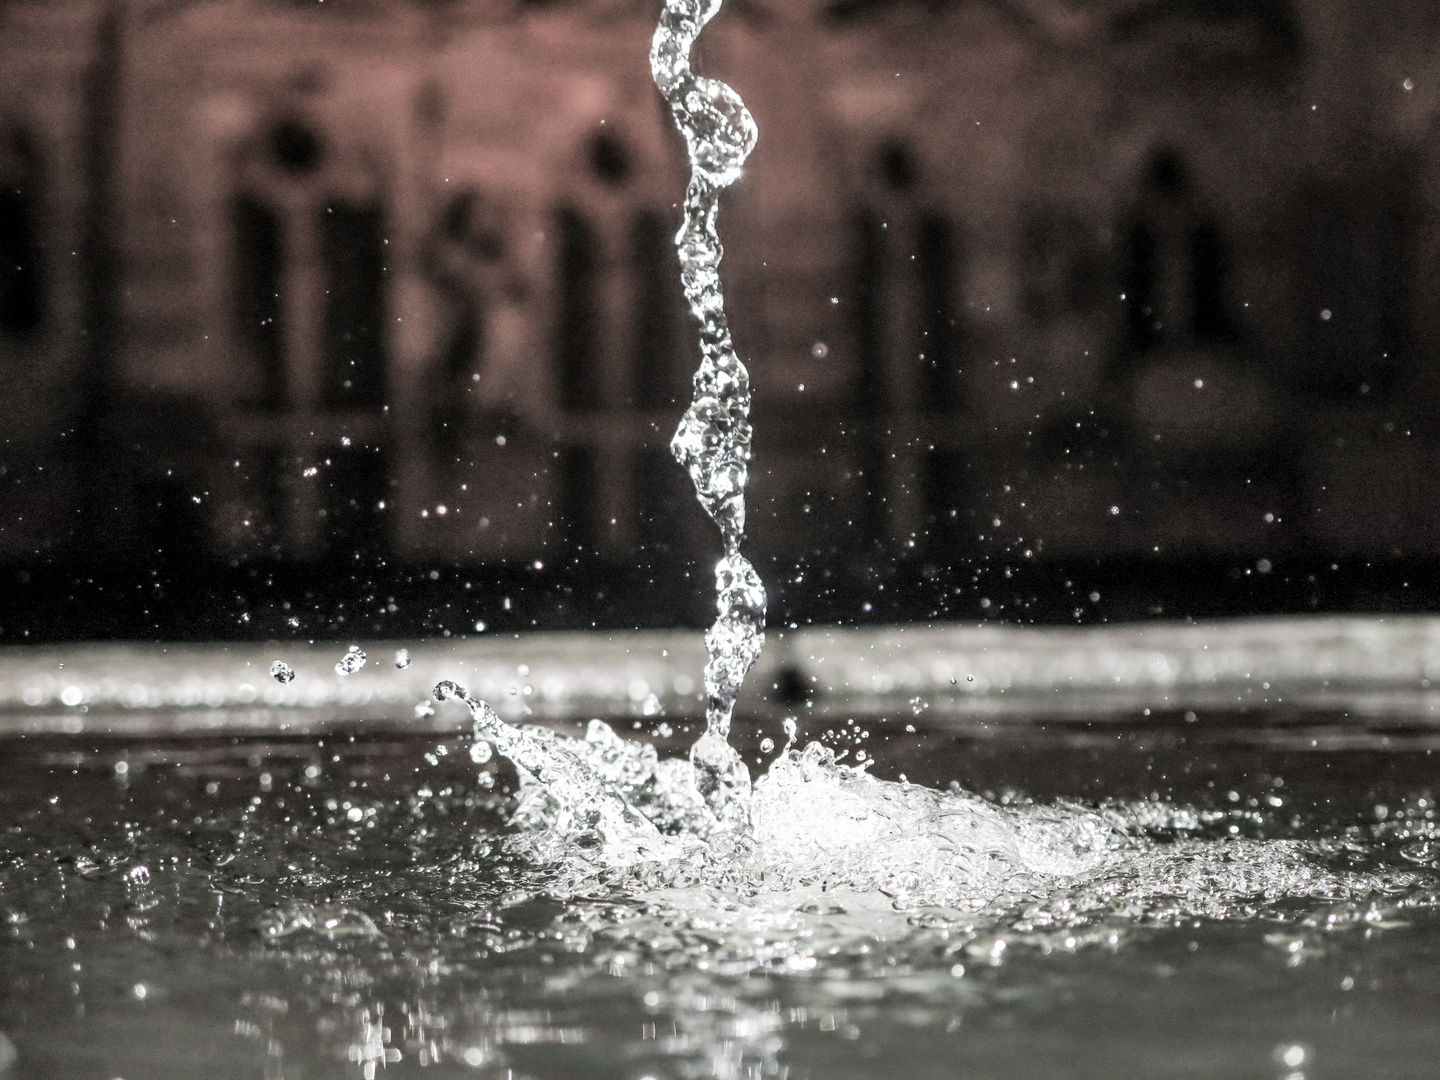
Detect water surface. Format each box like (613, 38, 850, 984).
(2, 706, 1437, 1079)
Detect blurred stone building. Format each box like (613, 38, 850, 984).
(4, 0, 1440, 579)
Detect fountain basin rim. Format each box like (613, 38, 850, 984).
(2, 615, 1440, 735)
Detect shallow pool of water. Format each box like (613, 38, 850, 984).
(2, 699, 1438, 1080)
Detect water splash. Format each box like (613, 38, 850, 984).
(652, 0, 765, 833)
(431, 678, 1433, 938)
(403, 0, 1440, 954)
(434, 681, 688, 866)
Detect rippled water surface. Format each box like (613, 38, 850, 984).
(2, 709, 1439, 1080)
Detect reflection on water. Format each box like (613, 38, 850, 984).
(2, 719, 1439, 1079)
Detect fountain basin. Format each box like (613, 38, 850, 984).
(1, 616, 1438, 1079)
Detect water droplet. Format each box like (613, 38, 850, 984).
(335, 645, 366, 676)
(394, 649, 411, 669)
(270, 660, 295, 684)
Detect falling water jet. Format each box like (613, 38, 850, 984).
(651, 0, 765, 835)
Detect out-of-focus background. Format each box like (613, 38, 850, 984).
(2, 0, 1439, 640)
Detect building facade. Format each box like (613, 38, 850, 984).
(4, 0, 1440, 580)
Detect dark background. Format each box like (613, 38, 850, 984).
(2, 0, 1440, 642)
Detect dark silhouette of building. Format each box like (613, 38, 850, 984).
(2, 0, 1440, 606)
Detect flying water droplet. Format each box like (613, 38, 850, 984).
(269, 660, 295, 684)
(394, 649, 411, 669)
(335, 645, 366, 676)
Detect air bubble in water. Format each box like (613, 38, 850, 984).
(470, 741, 493, 764)
(335, 645, 366, 676)
(270, 660, 295, 684)
(759, 737, 774, 753)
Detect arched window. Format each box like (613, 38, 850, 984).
(230, 117, 391, 559)
(1122, 148, 1233, 356)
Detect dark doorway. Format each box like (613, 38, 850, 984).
(251, 445, 288, 556)
(0, 132, 43, 337)
(917, 213, 961, 409)
(320, 202, 386, 410)
(852, 209, 885, 416)
(556, 208, 600, 412)
(635, 446, 692, 562)
(631, 209, 684, 410)
(321, 442, 388, 561)
(1190, 219, 1231, 342)
(233, 195, 285, 409)
(922, 448, 970, 557)
(556, 444, 597, 556)
(1124, 217, 1160, 354)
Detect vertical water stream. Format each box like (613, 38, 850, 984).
(423, 0, 764, 855)
(651, 0, 765, 835)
